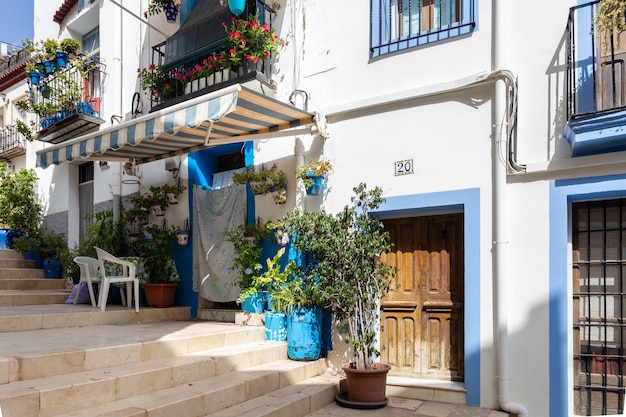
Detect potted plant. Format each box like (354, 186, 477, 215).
(123, 192, 153, 226)
(227, 222, 265, 312)
(162, 181, 186, 205)
(147, 0, 179, 19)
(265, 219, 290, 246)
(296, 160, 333, 196)
(147, 185, 170, 216)
(255, 247, 296, 342)
(60, 38, 81, 58)
(39, 229, 67, 279)
(233, 165, 269, 195)
(131, 220, 179, 307)
(175, 218, 190, 246)
(0, 164, 43, 246)
(223, 13, 287, 75)
(268, 168, 288, 204)
(284, 183, 396, 405)
(270, 270, 324, 359)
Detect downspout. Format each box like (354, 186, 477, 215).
(111, 0, 124, 222)
(493, 0, 528, 415)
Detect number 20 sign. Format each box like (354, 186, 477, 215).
(394, 159, 414, 176)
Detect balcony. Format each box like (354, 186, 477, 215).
(24, 56, 106, 144)
(0, 126, 27, 160)
(144, 0, 279, 112)
(565, 1, 626, 156)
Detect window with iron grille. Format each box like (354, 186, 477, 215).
(370, 0, 476, 58)
(573, 199, 626, 415)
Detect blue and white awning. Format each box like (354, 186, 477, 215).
(36, 84, 317, 168)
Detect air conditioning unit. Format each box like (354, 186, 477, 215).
(123, 158, 142, 177)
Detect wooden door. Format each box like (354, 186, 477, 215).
(380, 214, 464, 381)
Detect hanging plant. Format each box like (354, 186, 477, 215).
(595, 0, 626, 53)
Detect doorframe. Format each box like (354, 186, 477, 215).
(372, 187, 481, 407)
(549, 173, 626, 417)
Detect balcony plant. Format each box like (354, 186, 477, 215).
(138, 64, 178, 102)
(296, 160, 333, 196)
(147, 0, 179, 16)
(595, 0, 626, 52)
(175, 218, 190, 246)
(284, 183, 396, 403)
(223, 13, 287, 73)
(162, 181, 186, 205)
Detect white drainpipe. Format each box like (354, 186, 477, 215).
(493, 0, 528, 415)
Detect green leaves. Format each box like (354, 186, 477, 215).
(284, 183, 396, 370)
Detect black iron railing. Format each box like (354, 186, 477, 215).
(146, 0, 277, 111)
(567, 1, 626, 120)
(0, 126, 27, 158)
(27, 55, 105, 135)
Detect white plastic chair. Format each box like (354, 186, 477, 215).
(95, 247, 139, 313)
(73, 256, 101, 307)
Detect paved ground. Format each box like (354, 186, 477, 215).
(309, 397, 509, 417)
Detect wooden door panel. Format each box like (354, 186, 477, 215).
(381, 214, 464, 381)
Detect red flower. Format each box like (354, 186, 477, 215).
(149, 63, 156, 70)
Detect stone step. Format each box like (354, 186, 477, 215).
(209, 374, 341, 417)
(0, 304, 191, 333)
(0, 321, 266, 383)
(0, 342, 313, 417)
(0, 290, 70, 307)
(0, 250, 26, 260)
(54, 359, 329, 417)
(0, 278, 66, 291)
(0, 258, 37, 269)
(0, 268, 46, 279)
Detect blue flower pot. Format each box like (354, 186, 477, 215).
(55, 51, 68, 68)
(265, 311, 287, 341)
(241, 291, 267, 313)
(29, 71, 41, 86)
(287, 305, 322, 361)
(228, 0, 245, 15)
(305, 176, 324, 196)
(44, 258, 62, 279)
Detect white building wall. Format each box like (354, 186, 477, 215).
(23, 0, 626, 415)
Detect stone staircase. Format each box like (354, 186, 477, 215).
(0, 250, 342, 417)
(0, 250, 69, 307)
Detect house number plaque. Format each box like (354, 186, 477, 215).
(394, 159, 414, 176)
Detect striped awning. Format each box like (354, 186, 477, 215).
(36, 84, 317, 168)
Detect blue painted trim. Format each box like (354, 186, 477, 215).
(373, 187, 481, 407)
(563, 110, 626, 156)
(370, 0, 476, 58)
(549, 173, 626, 417)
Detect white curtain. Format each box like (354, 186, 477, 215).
(192, 184, 246, 302)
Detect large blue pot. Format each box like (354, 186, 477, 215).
(287, 305, 322, 361)
(44, 258, 62, 279)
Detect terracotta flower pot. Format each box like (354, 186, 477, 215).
(142, 282, 178, 308)
(341, 362, 391, 403)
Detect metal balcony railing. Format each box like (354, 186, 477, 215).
(28, 55, 106, 143)
(567, 1, 626, 120)
(146, 0, 277, 112)
(0, 126, 27, 160)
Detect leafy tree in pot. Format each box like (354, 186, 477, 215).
(0, 164, 43, 237)
(284, 183, 396, 370)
